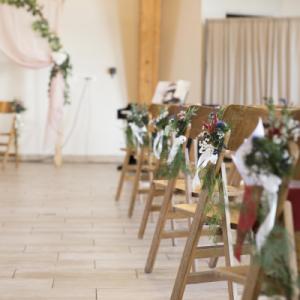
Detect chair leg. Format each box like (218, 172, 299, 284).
(138, 182, 156, 239)
(208, 256, 219, 268)
(115, 149, 132, 201)
(171, 191, 209, 300)
(241, 265, 262, 300)
(15, 135, 19, 168)
(145, 179, 176, 273)
(3, 135, 12, 170)
(170, 218, 176, 246)
(220, 163, 238, 300)
(128, 149, 144, 218)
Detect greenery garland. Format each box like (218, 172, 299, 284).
(245, 99, 300, 178)
(125, 104, 149, 149)
(195, 110, 230, 241)
(157, 106, 197, 179)
(151, 108, 171, 161)
(11, 99, 26, 113)
(0, 0, 72, 104)
(240, 99, 300, 298)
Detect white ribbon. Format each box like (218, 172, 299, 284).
(129, 123, 147, 146)
(232, 118, 282, 251)
(192, 145, 218, 189)
(255, 173, 281, 251)
(52, 51, 68, 66)
(167, 135, 186, 165)
(153, 130, 164, 159)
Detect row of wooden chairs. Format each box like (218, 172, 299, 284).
(116, 103, 300, 300)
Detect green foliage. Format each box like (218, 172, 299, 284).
(245, 98, 300, 178)
(0, 0, 72, 104)
(156, 147, 188, 179)
(156, 107, 197, 179)
(169, 106, 198, 137)
(11, 99, 26, 113)
(125, 125, 135, 149)
(245, 137, 293, 178)
(200, 164, 224, 242)
(257, 225, 297, 299)
(125, 104, 149, 149)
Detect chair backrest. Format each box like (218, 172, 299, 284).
(167, 104, 185, 116)
(290, 109, 300, 181)
(189, 105, 216, 139)
(0, 101, 15, 114)
(223, 105, 269, 152)
(148, 104, 165, 119)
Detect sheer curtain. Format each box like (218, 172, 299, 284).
(0, 0, 64, 148)
(204, 18, 300, 106)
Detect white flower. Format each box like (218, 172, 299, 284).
(52, 51, 68, 66)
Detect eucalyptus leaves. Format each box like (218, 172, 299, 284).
(0, 0, 72, 103)
(125, 105, 149, 149)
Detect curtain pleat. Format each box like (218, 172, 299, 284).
(204, 18, 300, 106)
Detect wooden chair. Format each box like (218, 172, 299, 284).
(170, 153, 300, 300)
(137, 104, 188, 238)
(0, 101, 19, 169)
(115, 104, 162, 207)
(143, 106, 236, 273)
(137, 104, 192, 239)
(170, 105, 269, 300)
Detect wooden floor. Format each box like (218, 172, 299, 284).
(0, 162, 232, 300)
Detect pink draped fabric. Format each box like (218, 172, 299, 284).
(0, 0, 65, 148)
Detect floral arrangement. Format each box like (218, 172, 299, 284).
(245, 100, 300, 179)
(0, 0, 72, 104)
(195, 110, 230, 191)
(234, 99, 300, 298)
(11, 99, 26, 114)
(193, 110, 230, 240)
(125, 104, 149, 149)
(151, 109, 171, 160)
(157, 106, 197, 179)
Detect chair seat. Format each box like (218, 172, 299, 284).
(174, 203, 240, 225)
(154, 179, 243, 197)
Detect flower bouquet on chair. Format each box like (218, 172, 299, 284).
(233, 99, 300, 298)
(125, 104, 149, 150)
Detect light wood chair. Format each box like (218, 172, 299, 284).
(137, 104, 188, 237)
(169, 105, 269, 300)
(143, 106, 231, 273)
(170, 153, 300, 300)
(115, 104, 162, 206)
(137, 104, 192, 239)
(0, 101, 19, 169)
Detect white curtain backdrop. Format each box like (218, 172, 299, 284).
(204, 18, 300, 106)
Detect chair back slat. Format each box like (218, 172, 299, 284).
(148, 104, 165, 119)
(189, 106, 216, 139)
(167, 104, 185, 116)
(290, 109, 300, 180)
(223, 105, 268, 151)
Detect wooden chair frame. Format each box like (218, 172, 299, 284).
(170, 105, 269, 300)
(0, 101, 19, 169)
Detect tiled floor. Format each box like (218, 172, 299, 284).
(0, 162, 230, 299)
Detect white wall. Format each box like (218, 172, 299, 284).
(281, 0, 300, 16)
(0, 0, 139, 157)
